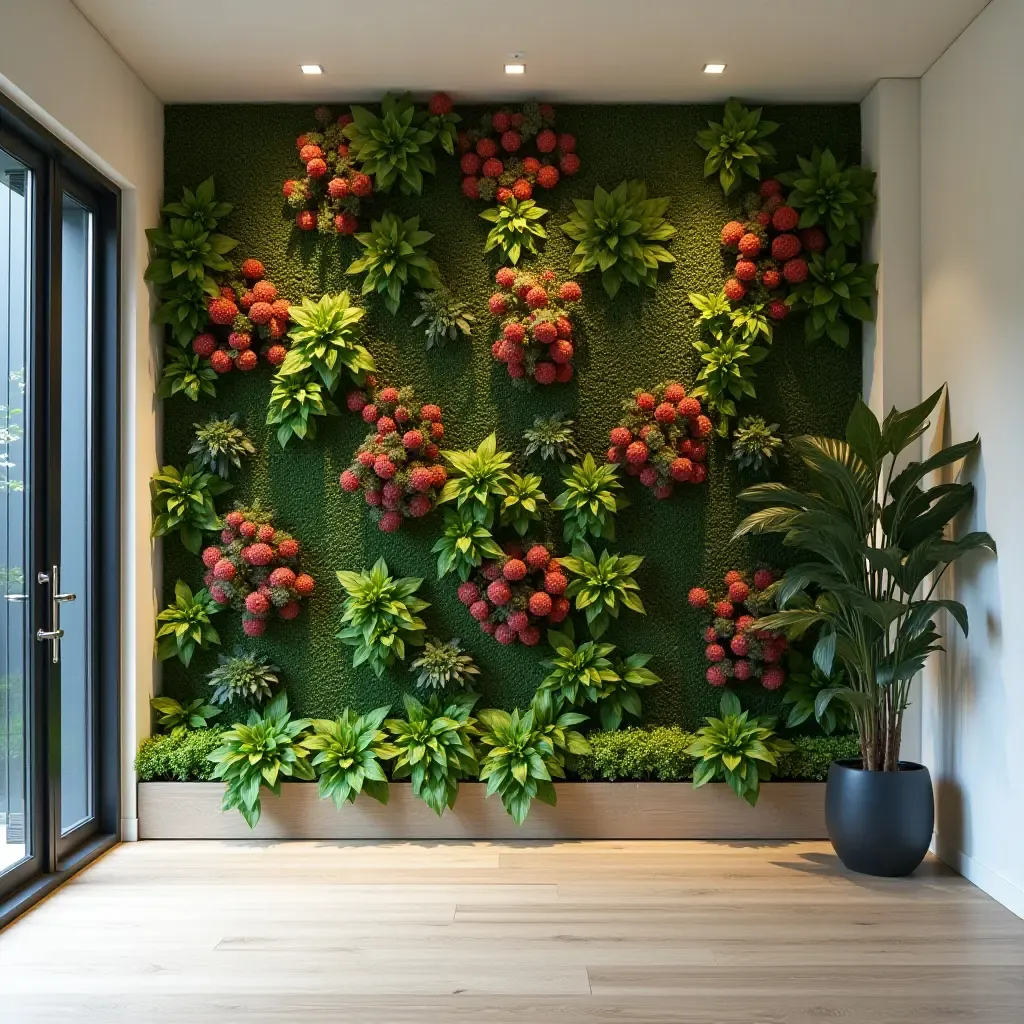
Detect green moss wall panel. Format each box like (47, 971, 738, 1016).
(161, 102, 861, 728)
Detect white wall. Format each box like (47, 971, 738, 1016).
(0, 0, 163, 840)
(920, 0, 1024, 918)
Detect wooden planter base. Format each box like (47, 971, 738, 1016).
(138, 781, 826, 840)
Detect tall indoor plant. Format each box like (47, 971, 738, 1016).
(733, 386, 995, 874)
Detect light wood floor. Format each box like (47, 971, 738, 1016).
(2, 840, 1024, 1022)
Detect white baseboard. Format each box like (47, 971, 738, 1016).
(120, 816, 139, 842)
(933, 832, 1024, 920)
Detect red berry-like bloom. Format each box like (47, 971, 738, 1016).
(269, 566, 297, 590)
(555, 363, 574, 384)
(482, 158, 504, 179)
(296, 210, 316, 231)
(772, 206, 799, 232)
(738, 233, 762, 257)
(670, 457, 693, 482)
(328, 176, 351, 199)
(529, 361, 553, 385)
(761, 667, 785, 691)
(208, 297, 237, 325)
(714, 600, 734, 619)
(636, 392, 656, 412)
(799, 227, 827, 253)
(532, 320, 557, 344)
(525, 545, 550, 571)
(202, 545, 223, 569)
(476, 137, 498, 160)
(506, 610, 529, 633)
(503, 321, 526, 344)
(237, 349, 258, 372)
(536, 165, 559, 189)
(547, 596, 570, 624)
(694, 415, 713, 438)
(724, 278, 746, 301)
(244, 543, 275, 567)
(525, 286, 548, 309)
(691, 463, 707, 484)
(240, 521, 257, 538)
(210, 350, 233, 374)
(783, 259, 808, 284)
(560, 153, 581, 176)
(488, 293, 508, 316)
(662, 382, 684, 403)
(248, 301, 273, 326)
(519, 625, 541, 647)
(458, 582, 480, 606)
(735, 259, 758, 282)
(228, 331, 251, 352)
(639, 467, 658, 488)
(550, 340, 573, 365)
(306, 158, 327, 179)
(771, 233, 801, 262)
(406, 467, 431, 493)
(494, 623, 516, 646)
(340, 469, 361, 493)
(240, 259, 265, 280)
(536, 129, 557, 153)
(720, 221, 745, 248)
(491, 111, 511, 133)
(350, 174, 373, 198)
(626, 441, 649, 466)
(610, 426, 632, 447)
(408, 493, 432, 519)
(765, 299, 787, 320)
(242, 617, 267, 638)
(728, 581, 750, 603)
(759, 179, 783, 198)
(495, 267, 516, 289)
(469, 600, 491, 622)
(500, 130, 521, 153)
(736, 614, 755, 632)
(277, 600, 301, 621)
(502, 558, 527, 581)
(487, 579, 511, 606)
(252, 279, 277, 304)
(361, 404, 379, 424)
(293, 571, 314, 595)
(655, 402, 677, 424)
(480, 621, 496, 635)
(733, 659, 753, 681)
(706, 665, 728, 687)
(559, 282, 583, 305)
(544, 572, 568, 596)
(418, 403, 442, 422)
(212, 558, 235, 582)
(246, 591, 271, 616)
(378, 511, 402, 533)
(376, 418, 398, 438)
(724, 570, 744, 585)
(282, 179, 297, 198)
(192, 333, 217, 358)
(373, 455, 396, 479)
(335, 212, 358, 235)
(263, 344, 285, 368)
(401, 429, 423, 451)
(555, 316, 573, 339)
(753, 568, 774, 591)
(730, 633, 750, 657)
(461, 176, 480, 200)
(429, 92, 453, 116)
(688, 587, 709, 609)
(761, 268, 782, 290)
(705, 643, 726, 663)
(460, 152, 482, 177)
(346, 390, 368, 413)
(482, 562, 501, 581)
(298, 144, 323, 162)
(430, 465, 447, 487)
(556, 132, 575, 153)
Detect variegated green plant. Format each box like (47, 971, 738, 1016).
(560, 541, 645, 639)
(155, 580, 221, 667)
(480, 198, 548, 265)
(150, 696, 220, 737)
(347, 213, 440, 316)
(280, 291, 375, 390)
(432, 507, 504, 581)
(695, 98, 779, 196)
(151, 461, 230, 554)
(266, 375, 339, 449)
(439, 432, 513, 526)
(551, 454, 629, 545)
(499, 473, 546, 536)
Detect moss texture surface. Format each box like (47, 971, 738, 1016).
(161, 102, 861, 728)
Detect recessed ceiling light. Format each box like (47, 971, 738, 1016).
(703, 63, 726, 74)
(504, 63, 526, 75)
(300, 64, 324, 75)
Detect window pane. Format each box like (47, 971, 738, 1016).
(0, 151, 32, 872)
(59, 194, 93, 835)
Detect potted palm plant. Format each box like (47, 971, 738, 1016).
(733, 386, 995, 875)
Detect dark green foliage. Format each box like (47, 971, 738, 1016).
(190, 414, 257, 479)
(161, 102, 862, 729)
(155, 581, 221, 666)
(480, 198, 548, 264)
(778, 148, 875, 245)
(411, 287, 475, 350)
(696, 99, 779, 196)
(522, 412, 579, 464)
(347, 212, 440, 315)
(150, 462, 229, 554)
(150, 695, 220, 736)
(730, 416, 783, 479)
(134, 727, 225, 781)
(786, 245, 877, 348)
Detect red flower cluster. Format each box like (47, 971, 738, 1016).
(202, 507, 314, 637)
(688, 569, 787, 691)
(282, 105, 378, 236)
(456, 541, 571, 646)
(719, 178, 825, 317)
(489, 266, 581, 386)
(195, 260, 290, 374)
(457, 102, 579, 203)
(339, 383, 447, 533)
(607, 381, 712, 498)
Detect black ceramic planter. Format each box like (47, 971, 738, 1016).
(825, 759, 934, 877)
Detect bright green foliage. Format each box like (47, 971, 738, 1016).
(150, 461, 229, 554)
(551, 454, 629, 545)
(778, 148, 876, 245)
(280, 291, 375, 390)
(206, 648, 281, 707)
(432, 507, 504, 581)
(266, 375, 339, 449)
(686, 691, 794, 806)
(159, 348, 217, 402)
(411, 287, 475, 350)
(691, 337, 768, 436)
(689, 289, 774, 347)
(155, 580, 221, 667)
(729, 416, 783, 479)
(386, 693, 480, 817)
(135, 727, 223, 782)
(781, 651, 851, 735)
(343, 93, 439, 195)
(335, 558, 429, 678)
(480, 198, 548, 265)
(561, 180, 676, 298)
(602, 651, 662, 733)
(774, 735, 862, 781)
(150, 695, 220, 737)
(424, 107, 462, 157)
(189, 414, 256, 480)
(300, 706, 396, 809)
(560, 541, 646, 639)
(347, 213, 440, 316)
(499, 473, 546, 536)
(208, 693, 314, 828)
(439, 433, 513, 526)
(695, 98, 779, 196)
(735, 387, 996, 770)
(530, 690, 591, 776)
(409, 637, 481, 692)
(522, 412, 580, 464)
(786, 244, 877, 348)
(145, 177, 237, 346)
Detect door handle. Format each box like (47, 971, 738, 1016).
(4, 593, 28, 602)
(36, 565, 76, 664)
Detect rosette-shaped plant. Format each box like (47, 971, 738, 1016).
(480, 198, 548, 265)
(412, 287, 475, 350)
(347, 213, 440, 316)
(189, 414, 256, 480)
(280, 291, 375, 391)
(785, 244, 877, 348)
(561, 180, 676, 297)
(159, 348, 217, 402)
(155, 581, 221, 667)
(695, 98, 779, 196)
(538, 620, 619, 708)
(432, 508, 505, 581)
(691, 337, 768, 436)
(336, 558, 429, 678)
(560, 542, 646, 640)
(551, 454, 628, 544)
(206, 648, 281, 707)
(778, 148, 876, 245)
(522, 412, 580, 464)
(409, 637, 481, 692)
(499, 473, 546, 536)
(266, 376, 339, 448)
(439, 432, 513, 526)
(729, 416, 783, 479)
(150, 696, 220, 737)
(151, 461, 230, 554)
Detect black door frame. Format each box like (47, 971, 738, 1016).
(0, 93, 121, 929)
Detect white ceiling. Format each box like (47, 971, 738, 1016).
(74, 0, 990, 104)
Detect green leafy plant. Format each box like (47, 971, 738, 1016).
(386, 693, 480, 816)
(150, 696, 220, 737)
(135, 727, 224, 782)
(561, 180, 676, 298)
(778, 148, 876, 245)
(300, 707, 396, 809)
(432, 507, 504, 581)
(266, 375, 339, 448)
(551, 454, 629, 545)
(695, 98, 779, 196)
(280, 291, 375, 390)
(603, 651, 662, 733)
(730, 416, 783, 479)
(785, 244, 877, 348)
(560, 541, 645, 639)
(189, 414, 256, 480)
(208, 693, 313, 827)
(411, 286, 475, 350)
(158, 348, 217, 402)
(529, 689, 591, 777)
(522, 412, 580, 464)
(151, 461, 229, 554)
(160, 175, 233, 229)
(691, 337, 768, 436)
(499, 473, 546, 536)
(206, 649, 281, 707)
(155, 580, 221, 667)
(781, 651, 851, 735)
(409, 637, 481, 692)
(336, 558, 430, 677)
(347, 213, 440, 316)
(686, 691, 794, 806)
(343, 92, 439, 195)
(439, 432, 513, 525)
(690, 289, 774, 347)
(734, 387, 996, 770)
(480, 197, 548, 265)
